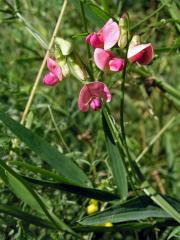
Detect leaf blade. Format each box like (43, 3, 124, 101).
(0, 112, 91, 187)
(102, 110, 128, 199)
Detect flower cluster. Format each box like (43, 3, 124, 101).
(43, 17, 154, 112)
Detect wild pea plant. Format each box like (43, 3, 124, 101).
(0, 0, 180, 239)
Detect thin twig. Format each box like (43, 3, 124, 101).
(48, 105, 70, 152)
(131, 3, 166, 31)
(20, 0, 68, 124)
(135, 116, 175, 163)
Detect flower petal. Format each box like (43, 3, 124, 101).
(94, 48, 112, 70)
(103, 20, 120, 50)
(127, 43, 154, 65)
(78, 81, 112, 112)
(86, 33, 103, 48)
(78, 84, 92, 112)
(109, 58, 125, 72)
(89, 98, 102, 111)
(43, 72, 59, 86)
(47, 57, 63, 80)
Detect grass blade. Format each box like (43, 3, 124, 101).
(22, 175, 119, 202)
(0, 160, 74, 233)
(0, 112, 91, 187)
(79, 195, 180, 225)
(102, 110, 128, 199)
(0, 204, 54, 229)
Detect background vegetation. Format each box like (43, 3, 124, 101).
(0, 0, 179, 239)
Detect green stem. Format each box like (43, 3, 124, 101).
(119, 51, 142, 183)
(155, 78, 180, 100)
(131, 3, 166, 31)
(135, 116, 175, 163)
(79, 0, 94, 80)
(133, 68, 180, 101)
(48, 106, 70, 152)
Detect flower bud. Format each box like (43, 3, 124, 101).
(118, 13, 129, 49)
(86, 204, 98, 215)
(55, 37, 73, 56)
(129, 35, 141, 49)
(55, 46, 71, 78)
(104, 222, 113, 227)
(89, 199, 98, 205)
(67, 52, 88, 81)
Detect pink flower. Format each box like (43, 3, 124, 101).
(94, 48, 125, 72)
(127, 43, 154, 65)
(78, 81, 112, 112)
(86, 19, 120, 50)
(43, 57, 63, 86)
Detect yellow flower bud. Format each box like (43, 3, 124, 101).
(104, 222, 113, 227)
(86, 204, 98, 215)
(89, 199, 98, 206)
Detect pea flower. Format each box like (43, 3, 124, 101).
(127, 43, 154, 65)
(86, 19, 120, 50)
(94, 48, 125, 72)
(78, 81, 111, 112)
(43, 57, 63, 86)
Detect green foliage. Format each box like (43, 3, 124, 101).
(0, 0, 179, 239)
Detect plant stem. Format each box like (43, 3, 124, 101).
(48, 106, 70, 152)
(135, 116, 175, 163)
(79, 0, 94, 80)
(133, 67, 180, 101)
(119, 53, 141, 183)
(131, 3, 166, 31)
(20, 0, 68, 125)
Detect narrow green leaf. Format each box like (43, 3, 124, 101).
(70, 0, 111, 27)
(161, 0, 180, 31)
(0, 204, 54, 229)
(102, 110, 128, 199)
(0, 112, 91, 187)
(143, 182, 180, 224)
(79, 195, 180, 226)
(74, 222, 152, 232)
(168, 226, 180, 239)
(0, 160, 74, 234)
(12, 161, 118, 201)
(22, 176, 119, 202)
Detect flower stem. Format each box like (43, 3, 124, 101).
(79, 0, 94, 80)
(119, 49, 142, 184)
(20, 0, 68, 124)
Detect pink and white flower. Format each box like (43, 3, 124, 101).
(127, 43, 154, 65)
(94, 48, 125, 72)
(86, 19, 120, 50)
(43, 57, 63, 86)
(78, 81, 111, 112)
